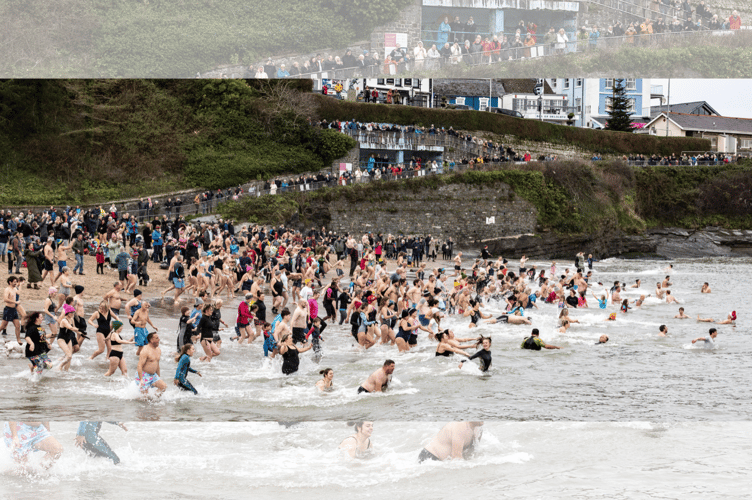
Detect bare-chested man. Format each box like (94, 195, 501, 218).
(418, 422, 484, 462)
(290, 299, 309, 344)
(136, 332, 167, 396)
(357, 359, 395, 394)
(104, 282, 124, 316)
(665, 290, 679, 304)
(610, 285, 622, 304)
(630, 279, 641, 289)
(674, 307, 690, 319)
(654, 282, 665, 300)
(406, 279, 422, 308)
(700, 282, 711, 294)
(40, 239, 56, 285)
(1, 276, 22, 342)
(132, 302, 158, 355)
(662, 275, 672, 288)
(453, 252, 463, 276)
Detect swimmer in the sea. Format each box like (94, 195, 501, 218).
(521, 328, 560, 350)
(595, 335, 609, 344)
(691, 327, 718, 345)
(697, 311, 736, 324)
(316, 367, 334, 391)
(458, 336, 492, 371)
(418, 421, 483, 462)
(630, 279, 641, 289)
(665, 290, 679, 304)
(358, 359, 395, 393)
(675, 307, 690, 319)
(557, 320, 571, 333)
(654, 282, 665, 300)
(700, 282, 711, 294)
(662, 275, 672, 288)
(658, 325, 668, 337)
(339, 421, 373, 458)
(604, 312, 617, 322)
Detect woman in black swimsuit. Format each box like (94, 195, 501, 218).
(278, 333, 313, 375)
(338, 421, 373, 458)
(88, 300, 120, 361)
(434, 331, 472, 358)
(104, 320, 133, 377)
(197, 304, 220, 362)
(57, 304, 81, 371)
(378, 298, 397, 345)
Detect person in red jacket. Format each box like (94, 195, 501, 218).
(729, 10, 742, 29)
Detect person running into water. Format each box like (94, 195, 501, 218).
(692, 327, 718, 346)
(104, 321, 133, 377)
(358, 359, 395, 393)
(174, 343, 201, 394)
(24, 312, 53, 376)
(459, 336, 492, 371)
(3, 421, 63, 469)
(521, 328, 561, 350)
(136, 332, 167, 396)
(418, 421, 483, 462)
(75, 422, 127, 465)
(316, 367, 334, 391)
(339, 421, 373, 458)
(88, 300, 120, 361)
(279, 332, 314, 375)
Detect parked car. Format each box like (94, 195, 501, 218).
(490, 107, 524, 118)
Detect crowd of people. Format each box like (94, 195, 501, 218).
(232, 3, 744, 80)
(2, 208, 735, 401)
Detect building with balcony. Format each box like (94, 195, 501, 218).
(421, 0, 581, 47)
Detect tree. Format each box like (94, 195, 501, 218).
(605, 79, 634, 132)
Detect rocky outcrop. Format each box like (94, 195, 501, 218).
(483, 227, 752, 260)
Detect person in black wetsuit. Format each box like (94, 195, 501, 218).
(458, 336, 492, 372)
(279, 332, 313, 375)
(75, 421, 128, 464)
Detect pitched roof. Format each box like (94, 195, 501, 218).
(432, 78, 554, 97)
(646, 112, 752, 135)
(650, 101, 720, 117)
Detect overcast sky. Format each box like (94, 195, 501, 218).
(651, 79, 752, 118)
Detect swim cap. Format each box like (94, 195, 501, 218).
(63, 304, 76, 314)
(134, 289, 142, 297)
(731, 311, 737, 320)
(111, 320, 123, 331)
(48, 287, 57, 295)
(74, 285, 84, 294)
(609, 313, 616, 320)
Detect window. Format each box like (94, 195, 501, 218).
(455, 97, 466, 105)
(479, 97, 489, 111)
(563, 79, 570, 89)
(605, 98, 636, 113)
(741, 139, 752, 149)
(625, 78, 637, 90)
(575, 97, 582, 109)
(386, 78, 394, 85)
(377, 78, 385, 85)
(404, 78, 412, 87)
(604, 78, 613, 89)
(550, 78, 557, 87)
(413, 79, 421, 88)
(710, 137, 717, 148)
(576, 78, 582, 87)
(394, 79, 402, 87)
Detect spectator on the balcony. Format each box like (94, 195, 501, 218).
(450, 41, 462, 63)
(334, 56, 345, 72)
(451, 16, 463, 42)
(323, 55, 336, 71)
(729, 10, 742, 29)
(625, 23, 637, 43)
(413, 41, 427, 69)
(527, 22, 538, 43)
(462, 39, 472, 61)
(684, 15, 697, 30)
(509, 34, 524, 58)
(255, 66, 268, 79)
(523, 34, 535, 58)
(660, 0, 671, 15)
(427, 43, 441, 69)
(465, 16, 476, 35)
(277, 64, 290, 78)
(438, 17, 451, 46)
(263, 58, 276, 76)
(589, 25, 601, 49)
(681, 0, 692, 19)
(708, 13, 721, 30)
(654, 18, 665, 33)
(670, 16, 682, 31)
(342, 50, 356, 68)
(482, 37, 493, 63)
(577, 26, 589, 51)
(543, 27, 556, 54)
(696, 1, 711, 19)
(370, 51, 381, 67)
(440, 42, 452, 62)
(555, 28, 568, 55)
(470, 35, 484, 63)
(289, 62, 300, 76)
(355, 55, 367, 74)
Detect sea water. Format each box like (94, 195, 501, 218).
(0, 421, 750, 499)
